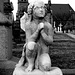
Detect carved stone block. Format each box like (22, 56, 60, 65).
(0, 26, 12, 60)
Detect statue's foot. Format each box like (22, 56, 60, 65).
(25, 63, 34, 72)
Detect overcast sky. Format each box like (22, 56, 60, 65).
(10, 0, 75, 20)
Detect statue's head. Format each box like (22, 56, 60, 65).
(33, 1, 46, 18)
(27, 0, 47, 19)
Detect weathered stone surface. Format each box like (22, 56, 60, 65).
(0, 26, 12, 60)
(0, 12, 12, 26)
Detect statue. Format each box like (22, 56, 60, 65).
(13, 1, 63, 75)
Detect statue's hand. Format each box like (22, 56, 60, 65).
(38, 23, 44, 32)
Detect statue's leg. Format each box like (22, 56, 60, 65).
(25, 41, 37, 72)
(39, 46, 51, 71)
(35, 44, 41, 69)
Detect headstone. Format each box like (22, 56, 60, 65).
(68, 30, 70, 33)
(0, 12, 12, 60)
(59, 23, 62, 33)
(57, 27, 60, 32)
(64, 30, 66, 33)
(72, 30, 75, 33)
(54, 21, 57, 31)
(54, 21, 55, 28)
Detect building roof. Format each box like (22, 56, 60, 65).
(51, 4, 74, 21)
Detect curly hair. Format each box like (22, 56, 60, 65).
(27, 1, 48, 21)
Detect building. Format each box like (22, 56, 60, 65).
(18, 0, 29, 18)
(51, 4, 74, 32)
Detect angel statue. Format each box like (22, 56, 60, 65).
(13, 0, 63, 75)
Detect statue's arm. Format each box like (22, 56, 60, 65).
(41, 23, 54, 45)
(26, 26, 40, 42)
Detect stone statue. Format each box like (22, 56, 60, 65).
(13, 1, 63, 75)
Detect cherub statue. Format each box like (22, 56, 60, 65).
(13, 1, 63, 75)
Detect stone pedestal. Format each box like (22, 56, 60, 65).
(0, 12, 13, 60)
(13, 67, 63, 75)
(0, 26, 12, 60)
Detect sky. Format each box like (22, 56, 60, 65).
(10, 0, 75, 20)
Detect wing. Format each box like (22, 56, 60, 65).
(20, 12, 29, 32)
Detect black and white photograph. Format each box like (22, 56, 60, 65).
(0, 0, 75, 75)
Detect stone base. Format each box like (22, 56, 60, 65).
(13, 67, 63, 75)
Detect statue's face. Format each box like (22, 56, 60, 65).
(33, 1, 45, 18)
